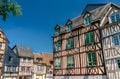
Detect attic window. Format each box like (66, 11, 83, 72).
(109, 13, 120, 23)
(55, 28, 60, 36)
(84, 16, 91, 25)
(50, 60, 53, 64)
(67, 24, 72, 32)
(37, 58, 42, 63)
(8, 56, 12, 62)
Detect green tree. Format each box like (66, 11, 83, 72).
(0, 0, 22, 21)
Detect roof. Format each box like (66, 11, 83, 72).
(34, 53, 53, 66)
(8, 46, 16, 55)
(72, 3, 120, 27)
(81, 4, 106, 14)
(12, 45, 34, 58)
(54, 3, 120, 34)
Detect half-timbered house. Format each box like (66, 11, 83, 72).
(33, 53, 53, 79)
(12, 45, 34, 79)
(101, 3, 120, 79)
(3, 46, 19, 79)
(53, 3, 111, 79)
(0, 28, 8, 79)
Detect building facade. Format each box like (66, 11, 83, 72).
(3, 46, 19, 79)
(13, 45, 34, 79)
(33, 53, 46, 79)
(101, 4, 120, 79)
(52, 3, 115, 79)
(33, 53, 53, 79)
(0, 28, 8, 79)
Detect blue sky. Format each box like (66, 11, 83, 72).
(0, 0, 120, 53)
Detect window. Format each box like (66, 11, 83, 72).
(8, 56, 13, 62)
(12, 67, 16, 72)
(85, 16, 91, 25)
(7, 66, 11, 72)
(110, 13, 120, 23)
(37, 58, 42, 63)
(0, 42, 2, 49)
(55, 28, 60, 36)
(55, 41, 61, 52)
(113, 33, 120, 46)
(21, 67, 25, 72)
(85, 32, 94, 45)
(87, 52, 97, 66)
(116, 58, 120, 69)
(37, 66, 43, 71)
(66, 38, 74, 50)
(55, 58, 60, 69)
(67, 56, 74, 68)
(26, 67, 30, 72)
(23, 58, 26, 62)
(28, 58, 31, 62)
(67, 24, 72, 32)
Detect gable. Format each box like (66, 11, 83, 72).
(65, 19, 72, 25)
(100, 5, 120, 26)
(3, 46, 19, 66)
(55, 24, 61, 30)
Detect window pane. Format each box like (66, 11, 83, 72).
(85, 16, 91, 25)
(55, 29, 60, 36)
(12, 67, 16, 72)
(116, 13, 120, 21)
(117, 59, 120, 69)
(26, 67, 30, 72)
(87, 52, 96, 66)
(111, 15, 115, 23)
(55, 41, 61, 52)
(113, 35, 119, 45)
(85, 32, 94, 45)
(67, 24, 72, 32)
(68, 56, 74, 68)
(7, 66, 11, 72)
(55, 58, 60, 69)
(67, 38, 74, 49)
(21, 67, 25, 72)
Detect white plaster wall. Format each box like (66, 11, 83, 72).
(54, 76, 106, 79)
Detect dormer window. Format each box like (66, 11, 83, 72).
(85, 16, 91, 25)
(37, 58, 42, 63)
(109, 13, 120, 23)
(67, 24, 72, 32)
(55, 28, 60, 36)
(8, 56, 13, 62)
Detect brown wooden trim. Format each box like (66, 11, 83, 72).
(54, 28, 99, 43)
(99, 25, 107, 75)
(54, 42, 101, 53)
(54, 49, 102, 58)
(53, 22, 106, 76)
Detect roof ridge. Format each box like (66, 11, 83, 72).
(72, 3, 107, 21)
